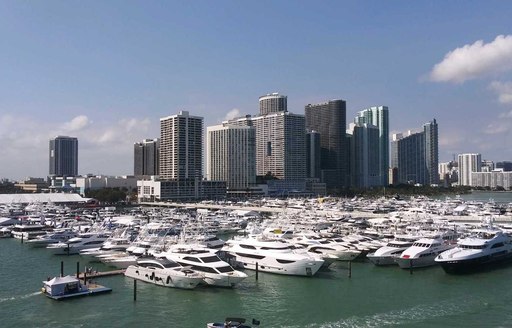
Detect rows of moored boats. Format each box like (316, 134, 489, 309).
(1, 196, 512, 291)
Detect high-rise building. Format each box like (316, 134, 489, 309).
(206, 124, 256, 191)
(49, 136, 78, 176)
(134, 138, 160, 176)
(355, 106, 389, 186)
(393, 119, 439, 186)
(251, 112, 306, 180)
(481, 160, 495, 172)
(348, 123, 380, 188)
(306, 131, 321, 179)
(305, 99, 348, 189)
(159, 111, 203, 180)
(458, 153, 481, 186)
(496, 161, 512, 172)
(423, 119, 439, 185)
(259, 93, 287, 115)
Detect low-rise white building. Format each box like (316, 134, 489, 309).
(76, 175, 138, 196)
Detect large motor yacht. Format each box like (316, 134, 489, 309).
(435, 227, 512, 274)
(366, 235, 420, 266)
(163, 245, 248, 287)
(25, 229, 78, 248)
(46, 232, 110, 255)
(222, 236, 324, 276)
(125, 257, 204, 289)
(395, 235, 457, 269)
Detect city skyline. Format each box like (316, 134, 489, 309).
(1, 2, 512, 180)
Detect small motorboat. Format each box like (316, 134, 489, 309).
(207, 317, 260, 328)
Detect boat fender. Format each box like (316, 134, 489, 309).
(166, 276, 171, 284)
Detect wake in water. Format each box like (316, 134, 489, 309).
(282, 296, 488, 328)
(0, 291, 41, 303)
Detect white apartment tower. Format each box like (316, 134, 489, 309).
(159, 111, 203, 180)
(458, 153, 481, 186)
(206, 124, 256, 191)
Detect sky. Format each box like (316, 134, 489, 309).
(1, 1, 512, 180)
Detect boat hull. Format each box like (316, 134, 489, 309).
(125, 266, 202, 289)
(438, 252, 512, 274)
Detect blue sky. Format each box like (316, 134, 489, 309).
(1, 1, 512, 180)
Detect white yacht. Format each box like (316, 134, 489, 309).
(46, 232, 110, 255)
(366, 235, 420, 266)
(290, 233, 360, 262)
(25, 229, 77, 248)
(0, 227, 12, 238)
(125, 257, 204, 289)
(11, 224, 47, 240)
(222, 237, 324, 276)
(164, 245, 247, 287)
(395, 236, 456, 269)
(435, 227, 512, 274)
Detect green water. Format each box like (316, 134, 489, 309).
(1, 237, 512, 328)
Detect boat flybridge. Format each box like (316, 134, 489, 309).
(222, 236, 324, 276)
(435, 226, 512, 273)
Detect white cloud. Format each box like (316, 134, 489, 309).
(61, 115, 90, 132)
(224, 108, 241, 121)
(489, 81, 512, 105)
(430, 35, 512, 83)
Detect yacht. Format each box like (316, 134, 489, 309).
(0, 227, 12, 238)
(222, 237, 324, 276)
(11, 224, 47, 240)
(395, 235, 456, 269)
(46, 232, 110, 255)
(366, 235, 420, 266)
(164, 245, 248, 287)
(25, 229, 77, 248)
(125, 257, 204, 289)
(435, 227, 512, 273)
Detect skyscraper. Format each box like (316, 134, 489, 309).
(207, 124, 256, 191)
(49, 136, 78, 177)
(393, 119, 439, 186)
(259, 93, 287, 115)
(159, 111, 203, 180)
(134, 138, 160, 176)
(458, 153, 481, 186)
(355, 106, 389, 186)
(348, 123, 380, 188)
(306, 131, 321, 179)
(305, 99, 348, 189)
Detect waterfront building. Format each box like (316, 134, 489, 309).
(305, 99, 348, 189)
(206, 124, 256, 192)
(348, 123, 380, 188)
(76, 175, 137, 197)
(137, 177, 226, 201)
(354, 106, 389, 186)
(49, 136, 78, 177)
(259, 92, 287, 115)
(306, 131, 321, 180)
(438, 161, 458, 186)
(134, 138, 160, 176)
(458, 153, 481, 186)
(471, 170, 512, 190)
(496, 161, 512, 172)
(392, 119, 439, 186)
(14, 177, 48, 193)
(159, 111, 203, 180)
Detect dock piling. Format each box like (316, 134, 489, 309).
(255, 262, 259, 281)
(21, 234, 24, 244)
(348, 261, 352, 278)
(409, 259, 413, 275)
(60, 261, 64, 277)
(133, 280, 137, 301)
(76, 262, 79, 279)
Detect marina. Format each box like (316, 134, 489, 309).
(1, 192, 512, 326)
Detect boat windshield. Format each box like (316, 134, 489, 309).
(460, 244, 486, 250)
(216, 265, 234, 273)
(162, 261, 180, 268)
(201, 255, 221, 263)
